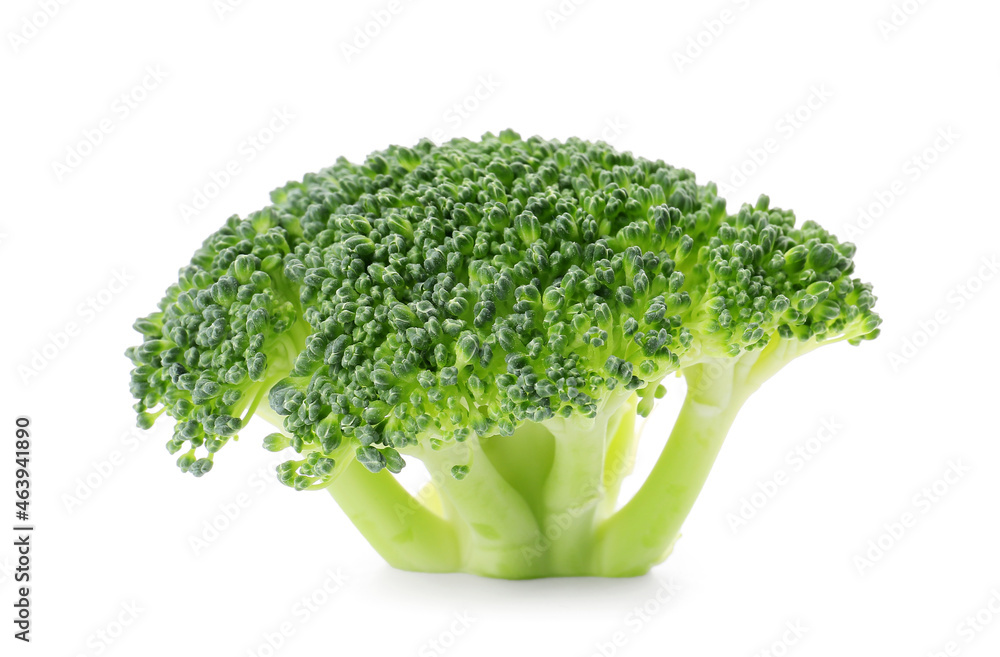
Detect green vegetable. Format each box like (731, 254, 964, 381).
(126, 130, 880, 578)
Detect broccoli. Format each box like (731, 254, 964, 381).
(126, 130, 880, 578)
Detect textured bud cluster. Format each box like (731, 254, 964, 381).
(128, 130, 879, 488)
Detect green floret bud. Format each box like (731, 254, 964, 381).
(263, 433, 290, 452)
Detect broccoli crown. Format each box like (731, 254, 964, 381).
(127, 130, 879, 487)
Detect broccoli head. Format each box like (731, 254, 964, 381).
(127, 130, 880, 578)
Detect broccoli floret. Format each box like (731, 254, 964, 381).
(126, 131, 880, 578)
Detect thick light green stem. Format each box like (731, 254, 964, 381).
(592, 373, 738, 575)
(598, 397, 639, 519)
(478, 422, 554, 523)
(251, 336, 827, 578)
(326, 460, 461, 573)
(593, 383, 748, 576)
(539, 392, 634, 574)
(417, 439, 543, 578)
(258, 405, 459, 573)
(592, 341, 805, 576)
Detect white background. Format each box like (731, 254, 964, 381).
(2, 0, 999, 655)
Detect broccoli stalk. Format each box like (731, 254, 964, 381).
(127, 131, 880, 578)
(255, 334, 844, 579)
